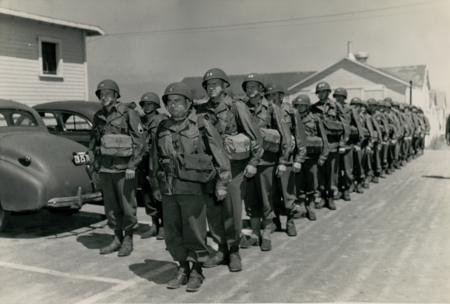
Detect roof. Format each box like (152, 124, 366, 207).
(378, 65, 427, 88)
(33, 101, 102, 119)
(182, 71, 315, 100)
(0, 7, 104, 36)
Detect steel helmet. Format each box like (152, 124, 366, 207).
(95, 79, 120, 99)
(384, 97, 393, 104)
(350, 97, 363, 105)
(377, 100, 386, 107)
(242, 73, 265, 92)
(264, 82, 285, 96)
(162, 82, 193, 104)
(139, 92, 160, 107)
(202, 68, 230, 90)
(333, 87, 348, 99)
(399, 103, 406, 110)
(367, 98, 377, 105)
(361, 100, 368, 108)
(391, 100, 399, 107)
(292, 94, 311, 106)
(315, 81, 331, 93)
(411, 105, 418, 112)
(385, 100, 392, 108)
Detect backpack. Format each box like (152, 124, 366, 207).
(100, 109, 133, 157)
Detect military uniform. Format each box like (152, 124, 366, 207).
(370, 101, 389, 178)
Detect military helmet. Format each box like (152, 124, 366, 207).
(350, 97, 363, 105)
(264, 82, 285, 96)
(367, 98, 377, 105)
(95, 79, 120, 99)
(399, 103, 406, 110)
(411, 105, 418, 112)
(292, 94, 311, 106)
(242, 73, 265, 92)
(315, 81, 331, 93)
(377, 100, 386, 107)
(139, 92, 160, 107)
(391, 100, 399, 107)
(361, 100, 368, 108)
(333, 87, 348, 99)
(201, 68, 230, 90)
(385, 100, 392, 108)
(384, 97, 393, 104)
(162, 82, 193, 104)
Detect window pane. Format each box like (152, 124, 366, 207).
(39, 112, 59, 130)
(12, 112, 37, 126)
(62, 114, 91, 131)
(42, 42, 57, 74)
(0, 113, 7, 127)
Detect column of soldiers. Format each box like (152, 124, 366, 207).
(89, 74, 430, 293)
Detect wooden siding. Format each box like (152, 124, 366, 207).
(0, 56, 86, 106)
(0, 15, 84, 64)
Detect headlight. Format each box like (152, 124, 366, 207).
(18, 156, 32, 166)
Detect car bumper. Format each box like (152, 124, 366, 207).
(47, 187, 102, 209)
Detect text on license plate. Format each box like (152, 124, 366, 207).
(73, 152, 90, 165)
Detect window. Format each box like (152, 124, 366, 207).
(61, 113, 91, 131)
(38, 36, 63, 78)
(0, 110, 38, 127)
(12, 113, 37, 126)
(39, 112, 59, 131)
(0, 113, 7, 127)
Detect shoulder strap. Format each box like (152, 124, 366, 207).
(197, 115, 207, 155)
(121, 108, 129, 134)
(224, 100, 238, 132)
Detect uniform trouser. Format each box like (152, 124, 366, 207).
(388, 142, 396, 169)
(372, 144, 382, 176)
(381, 142, 389, 170)
(353, 147, 366, 183)
(273, 163, 297, 216)
(363, 147, 373, 178)
(318, 151, 339, 198)
(413, 137, 421, 153)
(244, 152, 277, 220)
(163, 194, 210, 263)
(297, 156, 323, 198)
(403, 138, 411, 159)
(400, 138, 409, 161)
(409, 137, 415, 157)
(395, 138, 402, 162)
(100, 172, 138, 232)
(207, 160, 246, 247)
(338, 147, 354, 191)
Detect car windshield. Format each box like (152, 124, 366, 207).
(0, 109, 39, 127)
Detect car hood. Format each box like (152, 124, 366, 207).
(0, 132, 94, 198)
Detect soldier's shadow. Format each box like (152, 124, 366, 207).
(76, 233, 114, 249)
(129, 259, 178, 285)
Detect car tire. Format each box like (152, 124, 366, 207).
(47, 208, 80, 215)
(0, 204, 11, 232)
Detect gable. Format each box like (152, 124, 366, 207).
(378, 65, 427, 88)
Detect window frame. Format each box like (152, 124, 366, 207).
(38, 36, 64, 79)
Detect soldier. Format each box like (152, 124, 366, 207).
(377, 100, 396, 177)
(403, 105, 416, 162)
(89, 79, 146, 257)
(391, 101, 410, 166)
(333, 88, 364, 201)
(292, 95, 329, 221)
(310, 82, 350, 209)
(368, 99, 388, 186)
(265, 82, 307, 236)
(417, 107, 430, 154)
(149, 82, 231, 292)
(384, 98, 403, 171)
(196, 68, 263, 272)
(139, 92, 168, 240)
(411, 106, 424, 157)
(241, 73, 291, 251)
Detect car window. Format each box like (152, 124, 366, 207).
(61, 113, 91, 131)
(0, 110, 38, 127)
(0, 113, 7, 127)
(39, 112, 59, 131)
(12, 113, 37, 126)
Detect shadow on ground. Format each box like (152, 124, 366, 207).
(0, 210, 106, 239)
(129, 259, 178, 284)
(422, 175, 450, 179)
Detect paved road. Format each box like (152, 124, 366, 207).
(1, 150, 449, 303)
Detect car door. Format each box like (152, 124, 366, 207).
(58, 111, 93, 148)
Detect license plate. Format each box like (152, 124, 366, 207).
(73, 152, 90, 166)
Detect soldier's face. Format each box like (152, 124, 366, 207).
(246, 82, 262, 98)
(334, 95, 346, 104)
(166, 95, 191, 117)
(99, 89, 117, 107)
(369, 105, 377, 112)
(295, 104, 310, 114)
(141, 101, 157, 114)
(316, 90, 329, 100)
(265, 92, 284, 105)
(206, 79, 225, 98)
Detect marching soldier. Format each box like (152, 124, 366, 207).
(292, 95, 329, 221)
(196, 68, 263, 272)
(241, 73, 291, 251)
(149, 82, 231, 292)
(311, 82, 350, 210)
(333, 88, 364, 201)
(89, 79, 146, 257)
(265, 82, 307, 236)
(139, 92, 168, 240)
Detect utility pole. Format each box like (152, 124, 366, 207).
(409, 80, 413, 106)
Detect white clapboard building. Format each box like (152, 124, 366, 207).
(0, 8, 103, 106)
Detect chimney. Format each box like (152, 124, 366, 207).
(354, 52, 369, 64)
(347, 40, 356, 60)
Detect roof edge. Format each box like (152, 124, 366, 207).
(0, 7, 104, 36)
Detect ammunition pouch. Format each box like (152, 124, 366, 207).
(223, 133, 251, 160)
(323, 120, 344, 136)
(101, 134, 133, 157)
(260, 128, 281, 153)
(306, 136, 323, 154)
(175, 153, 216, 184)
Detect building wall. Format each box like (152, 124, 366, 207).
(0, 15, 87, 106)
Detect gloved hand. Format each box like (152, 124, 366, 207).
(276, 164, 286, 178)
(293, 162, 302, 173)
(153, 190, 162, 201)
(125, 169, 135, 180)
(216, 189, 227, 201)
(244, 164, 257, 178)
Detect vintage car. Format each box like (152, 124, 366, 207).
(0, 99, 103, 232)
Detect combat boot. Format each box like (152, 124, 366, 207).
(167, 262, 189, 289)
(349, 183, 355, 193)
(315, 197, 326, 209)
(327, 197, 336, 210)
(334, 191, 343, 200)
(305, 196, 317, 221)
(260, 219, 272, 251)
(356, 183, 364, 194)
(141, 216, 158, 239)
(240, 218, 260, 249)
(343, 190, 351, 201)
(100, 230, 123, 254)
(228, 246, 242, 272)
(363, 177, 370, 189)
(186, 267, 204, 292)
(286, 215, 297, 237)
(118, 232, 133, 257)
(291, 202, 306, 219)
(379, 171, 386, 178)
(372, 176, 379, 183)
(203, 244, 229, 268)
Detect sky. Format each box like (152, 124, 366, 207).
(1, 0, 449, 103)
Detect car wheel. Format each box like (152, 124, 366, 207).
(0, 204, 11, 232)
(47, 208, 80, 215)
